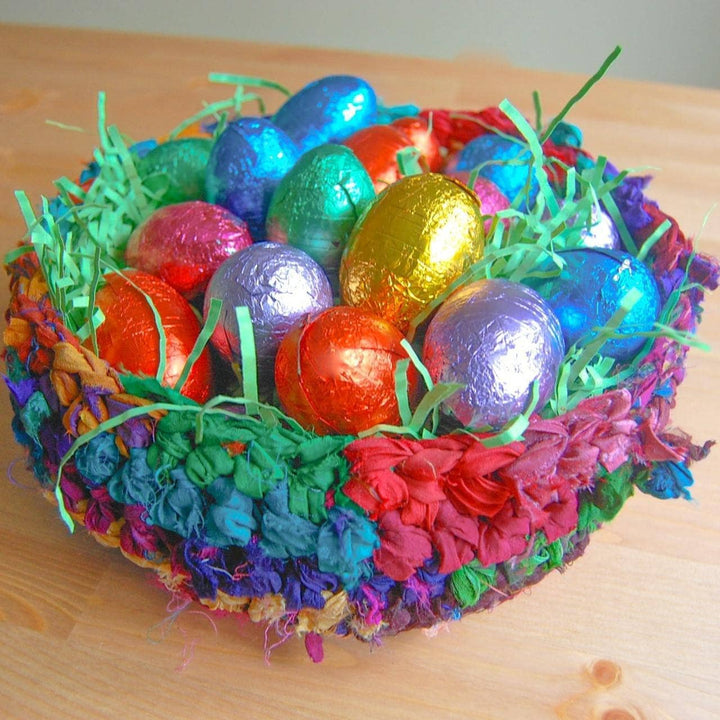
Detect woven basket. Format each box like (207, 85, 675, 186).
(4, 93, 718, 662)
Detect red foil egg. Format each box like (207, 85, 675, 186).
(90, 270, 213, 403)
(391, 116, 443, 171)
(275, 306, 419, 435)
(343, 124, 419, 192)
(125, 201, 253, 300)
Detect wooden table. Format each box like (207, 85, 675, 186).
(1, 24, 718, 720)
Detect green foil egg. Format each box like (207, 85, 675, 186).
(137, 137, 214, 205)
(265, 144, 375, 286)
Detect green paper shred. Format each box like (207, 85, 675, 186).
(477, 381, 540, 448)
(400, 338, 433, 393)
(540, 46, 622, 143)
(208, 72, 291, 98)
(397, 146, 424, 177)
(409, 382, 465, 434)
(174, 297, 221, 394)
(101, 263, 167, 384)
(568, 288, 641, 385)
(394, 358, 413, 428)
(235, 305, 259, 406)
(532, 90, 543, 132)
(167, 96, 242, 139)
(499, 99, 559, 216)
(54, 481, 75, 533)
(636, 219, 671, 262)
(600, 186, 638, 255)
(3, 243, 35, 264)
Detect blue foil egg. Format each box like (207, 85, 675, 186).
(525, 249, 661, 362)
(422, 279, 565, 429)
(272, 75, 377, 153)
(450, 134, 539, 209)
(205, 118, 300, 240)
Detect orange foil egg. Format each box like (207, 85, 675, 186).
(275, 305, 419, 435)
(391, 116, 443, 171)
(340, 173, 485, 333)
(90, 270, 213, 403)
(343, 124, 418, 192)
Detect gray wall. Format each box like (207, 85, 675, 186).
(2, 0, 719, 88)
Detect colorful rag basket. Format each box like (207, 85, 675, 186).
(3, 73, 718, 663)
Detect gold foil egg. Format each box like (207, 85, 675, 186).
(339, 173, 484, 332)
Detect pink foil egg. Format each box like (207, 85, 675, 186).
(125, 201, 253, 300)
(447, 170, 511, 233)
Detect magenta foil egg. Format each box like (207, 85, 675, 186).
(204, 242, 333, 376)
(448, 170, 511, 233)
(422, 278, 565, 428)
(125, 201, 253, 299)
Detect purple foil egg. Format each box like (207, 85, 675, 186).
(205, 118, 300, 241)
(204, 242, 333, 376)
(422, 278, 565, 428)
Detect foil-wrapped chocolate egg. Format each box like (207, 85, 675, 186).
(448, 171, 511, 233)
(125, 201, 253, 300)
(422, 279, 565, 428)
(136, 138, 213, 205)
(275, 305, 419, 435)
(91, 270, 213, 404)
(449, 134, 540, 209)
(340, 173, 484, 333)
(525, 249, 661, 362)
(265, 144, 375, 286)
(272, 75, 377, 153)
(343, 124, 422, 192)
(573, 204, 621, 250)
(204, 243, 333, 377)
(205, 118, 300, 241)
(391, 116, 443, 171)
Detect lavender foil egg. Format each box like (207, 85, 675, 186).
(422, 279, 565, 428)
(569, 203, 621, 250)
(205, 118, 300, 241)
(204, 242, 333, 378)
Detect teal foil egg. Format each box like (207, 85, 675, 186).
(525, 248, 661, 362)
(205, 118, 300, 241)
(272, 75, 377, 153)
(265, 144, 375, 286)
(137, 138, 214, 205)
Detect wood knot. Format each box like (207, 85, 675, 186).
(589, 658, 622, 690)
(599, 708, 642, 720)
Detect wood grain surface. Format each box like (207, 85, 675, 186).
(1, 23, 718, 720)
